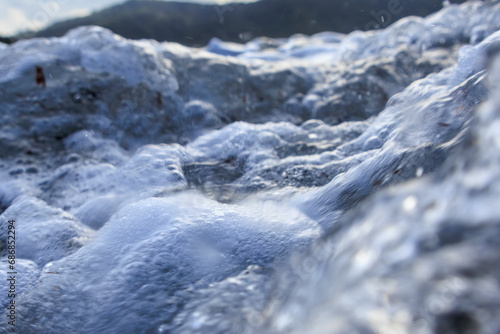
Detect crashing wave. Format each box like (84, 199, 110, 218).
(1, 1, 500, 333)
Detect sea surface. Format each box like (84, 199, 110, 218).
(1, 1, 500, 333)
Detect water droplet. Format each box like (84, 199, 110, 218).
(403, 196, 418, 212)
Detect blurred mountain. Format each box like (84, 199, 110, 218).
(0, 36, 16, 44)
(30, 0, 466, 46)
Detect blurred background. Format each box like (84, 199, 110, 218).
(1, 0, 466, 46)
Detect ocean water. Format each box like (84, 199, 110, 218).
(1, 1, 500, 333)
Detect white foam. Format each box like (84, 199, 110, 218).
(0, 2, 499, 333)
(0, 196, 95, 267)
(15, 193, 319, 332)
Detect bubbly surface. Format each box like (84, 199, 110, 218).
(1, 2, 500, 333)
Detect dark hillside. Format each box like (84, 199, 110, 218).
(32, 0, 466, 46)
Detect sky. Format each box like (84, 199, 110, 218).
(0, 0, 257, 36)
